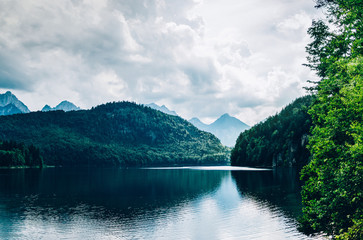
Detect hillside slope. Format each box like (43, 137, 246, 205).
(0, 101, 229, 167)
(231, 95, 312, 167)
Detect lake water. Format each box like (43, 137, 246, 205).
(0, 166, 322, 239)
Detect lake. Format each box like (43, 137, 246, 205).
(0, 166, 322, 239)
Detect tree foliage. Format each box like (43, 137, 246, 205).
(231, 95, 312, 168)
(304, 0, 363, 80)
(299, 0, 363, 238)
(0, 140, 43, 168)
(0, 101, 229, 167)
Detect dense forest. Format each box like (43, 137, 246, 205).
(0, 141, 43, 168)
(0, 101, 229, 167)
(231, 95, 312, 168)
(299, 0, 362, 239)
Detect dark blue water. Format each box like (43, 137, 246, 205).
(0, 166, 321, 239)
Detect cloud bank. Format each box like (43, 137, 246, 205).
(0, 0, 320, 125)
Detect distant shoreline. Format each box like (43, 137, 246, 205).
(0, 165, 55, 169)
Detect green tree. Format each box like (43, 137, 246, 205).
(300, 0, 363, 238)
(231, 95, 312, 168)
(0, 141, 43, 167)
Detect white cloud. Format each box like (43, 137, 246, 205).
(277, 12, 312, 33)
(0, 0, 321, 125)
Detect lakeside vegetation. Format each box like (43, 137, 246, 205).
(299, 0, 362, 239)
(231, 95, 312, 168)
(0, 141, 43, 168)
(0, 102, 229, 167)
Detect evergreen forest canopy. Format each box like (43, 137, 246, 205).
(231, 95, 312, 168)
(0, 141, 43, 168)
(0, 101, 229, 167)
(232, 0, 362, 238)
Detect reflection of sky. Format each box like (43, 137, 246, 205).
(131, 173, 319, 240)
(0, 169, 322, 240)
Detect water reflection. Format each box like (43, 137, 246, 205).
(0, 168, 224, 218)
(0, 167, 318, 239)
(231, 168, 303, 219)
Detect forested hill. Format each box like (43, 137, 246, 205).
(231, 95, 312, 168)
(0, 101, 229, 167)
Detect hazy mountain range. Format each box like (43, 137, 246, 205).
(42, 101, 81, 112)
(0, 91, 81, 115)
(189, 114, 250, 147)
(146, 103, 250, 147)
(145, 103, 178, 116)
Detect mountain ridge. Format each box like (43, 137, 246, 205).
(42, 100, 81, 112)
(189, 114, 250, 147)
(0, 91, 30, 115)
(145, 103, 178, 116)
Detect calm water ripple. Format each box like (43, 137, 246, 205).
(0, 167, 325, 239)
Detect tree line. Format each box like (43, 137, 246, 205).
(231, 95, 312, 168)
(0, 140, 43, 167)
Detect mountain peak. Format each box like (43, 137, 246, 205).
(58, 100, 72, 105)
(0, 91, 30, 114)
(41, 105, 52, 112)
(189, 113, 250, 147)
(213, 113, 247, 127)
(189, 117, 209, 131)
(189, 117, 202, 123)
(220, 113, 231, 118)
(42, 101, 81, 112)
(145, 103, 178, 116)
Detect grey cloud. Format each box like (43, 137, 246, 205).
(109, 0, 201, 26)
(0, 0, 320, 125)
(236, 97, 265, 109)
(0, 52, 36, 90)
(273, 81, 301, 108)
(181, 58, 219, 94)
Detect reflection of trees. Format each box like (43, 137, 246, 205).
(0, 168, 227, 221)
(231, 168, 303, 219)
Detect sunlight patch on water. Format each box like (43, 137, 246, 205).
(189, 166, 271, 171)
(143, 166, 272, 171)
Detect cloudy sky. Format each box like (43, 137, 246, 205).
(0, 0, 322, 125)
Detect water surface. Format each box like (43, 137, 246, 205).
(0, 167, 321, 239)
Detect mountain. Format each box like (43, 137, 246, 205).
(0, 101, 229, 167)
(145, 103, 178, 116)
(189, 114, 250, 147)
(41, 105, 52, 112)
(231, 95, 312, 168)
(209, 114, 250, 147)
(0, 103, 23, 115)
(189, 117, 209, 131)
(42, 100, 81, 112)
(0, 91, 30, 115)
